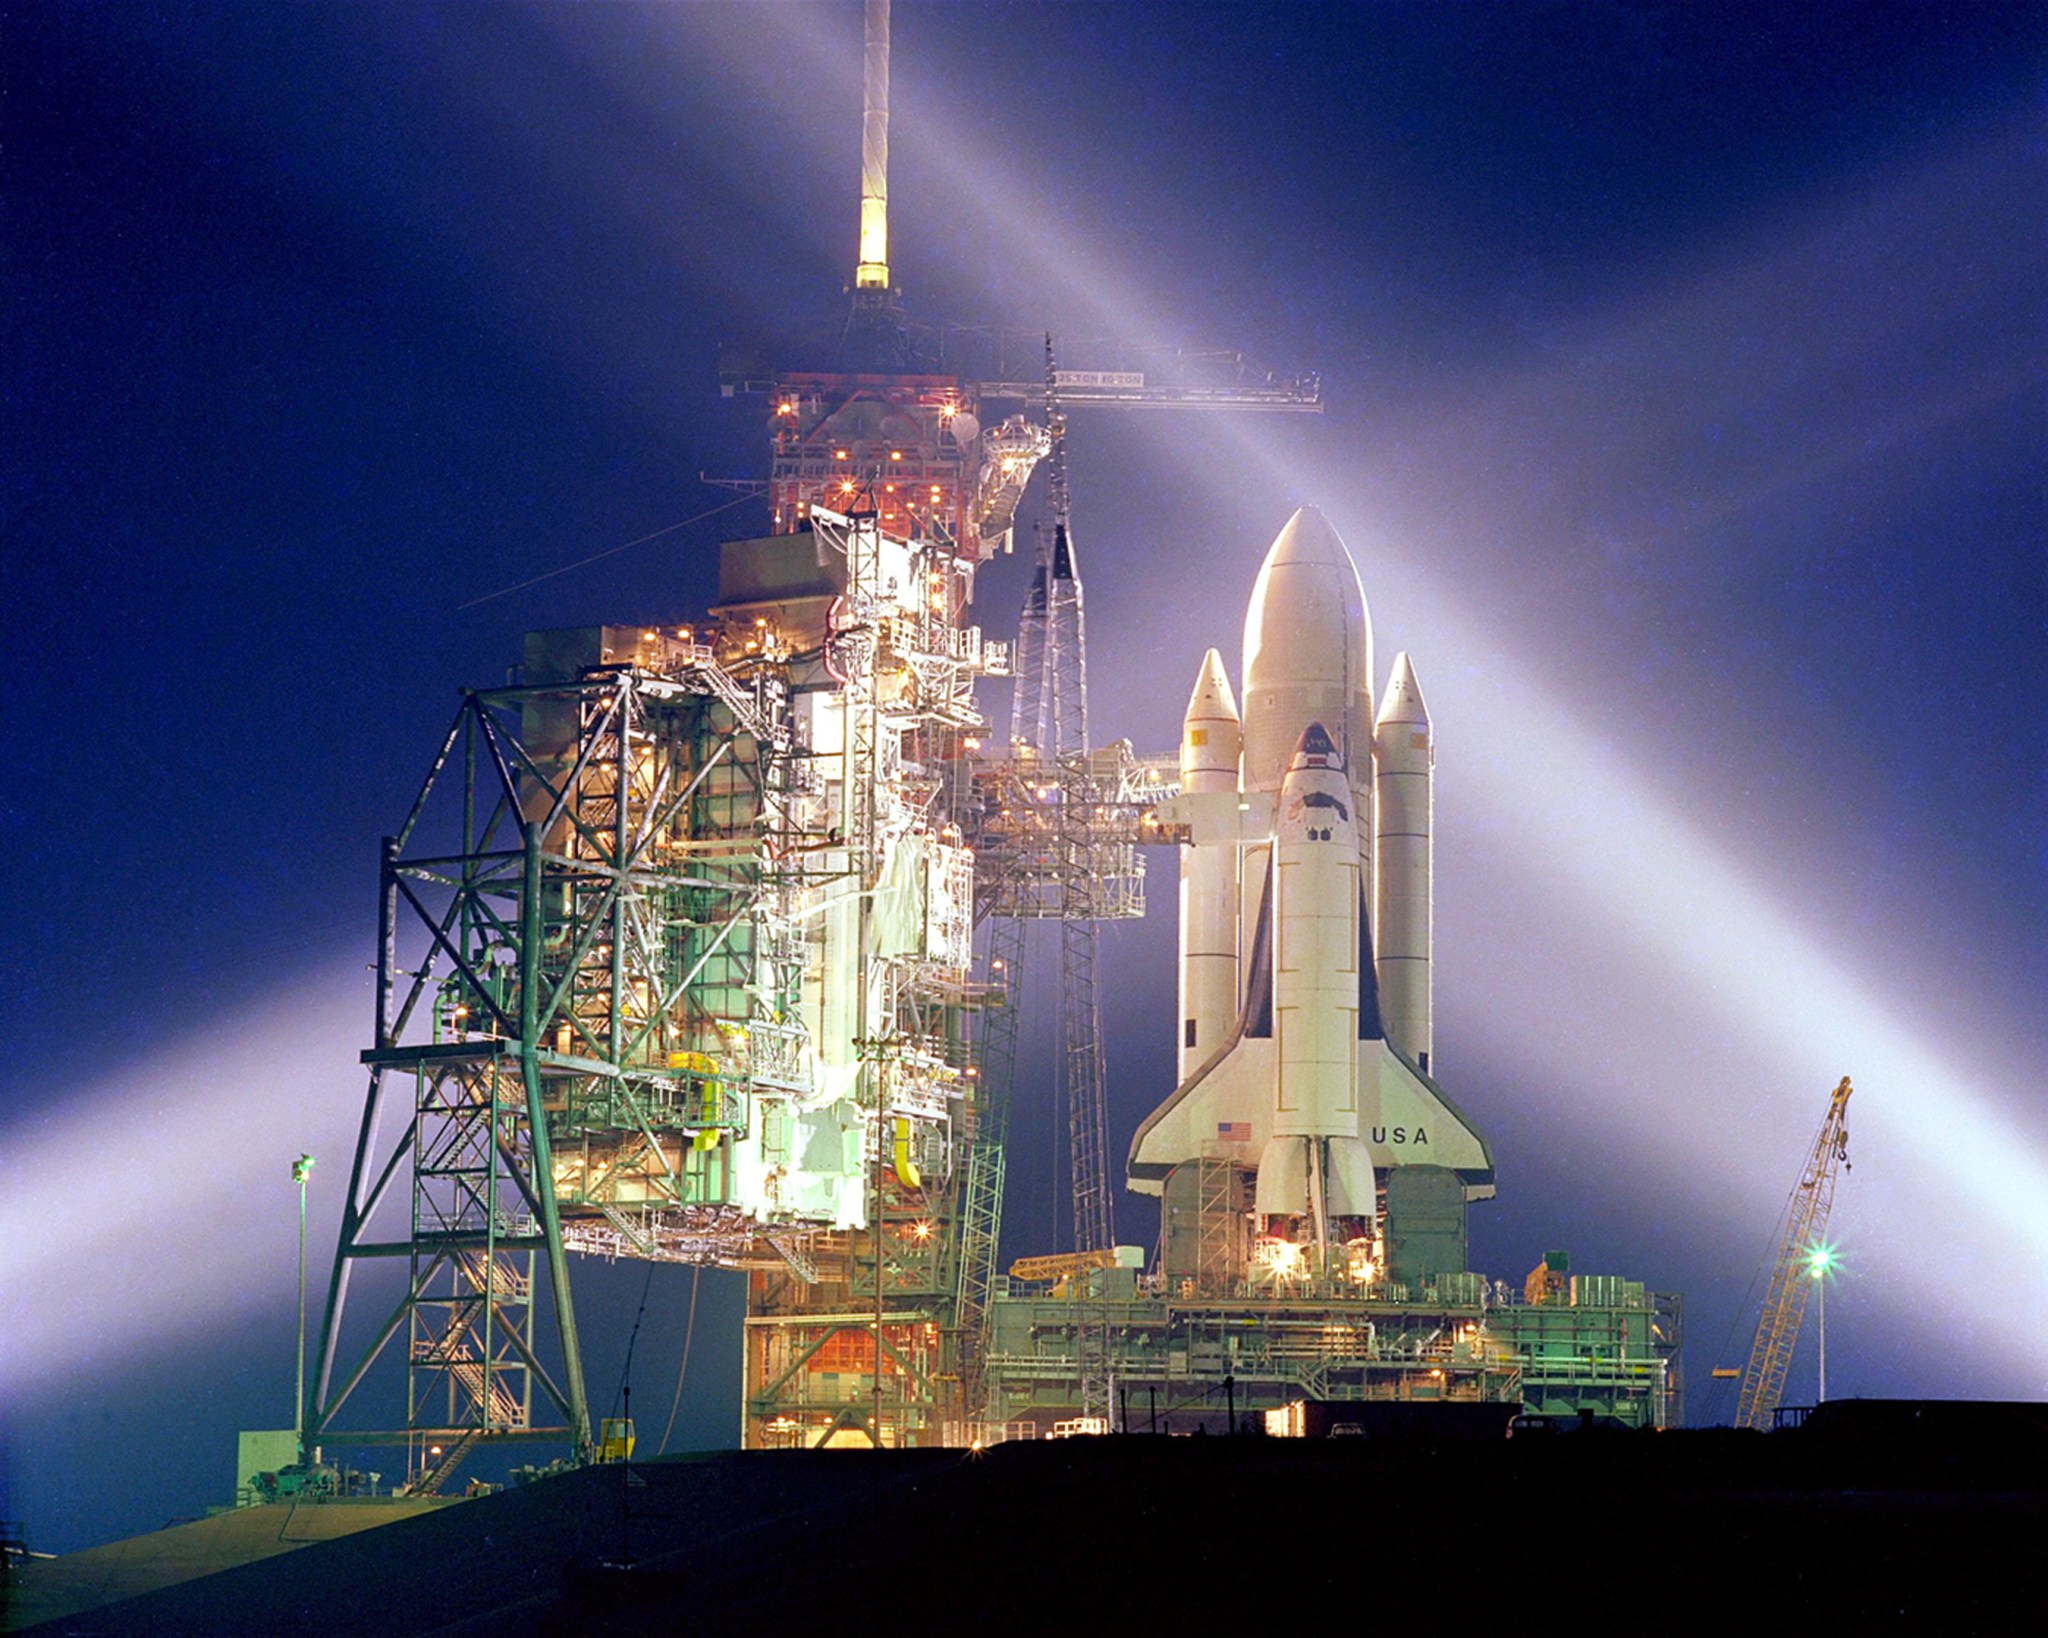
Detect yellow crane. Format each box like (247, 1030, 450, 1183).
(1734, 1077, 1854, 1430)
(1008, 1249, 1117, 1289)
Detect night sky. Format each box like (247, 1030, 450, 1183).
(6, 1, 2045, 1553)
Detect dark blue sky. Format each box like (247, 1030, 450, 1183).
(6, 1, 2045, 1551)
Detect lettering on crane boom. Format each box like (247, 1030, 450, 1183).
(1055, 370, 1145, 389)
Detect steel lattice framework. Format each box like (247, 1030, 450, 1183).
(1735, 1077, 1854, 1430)
(1041, 348, 1115, 1426)
(308, 651, 802, 1478)
(309, 601, 1002, 1476)
(1044, 532, 1112, 1262)
(950, 515, 1174, 1427)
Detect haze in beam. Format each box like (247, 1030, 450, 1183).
(0, 963, 369, 1398)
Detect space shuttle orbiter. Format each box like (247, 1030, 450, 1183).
(1128, 507, 1492, 1266)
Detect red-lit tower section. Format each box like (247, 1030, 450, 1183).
(767, 375, 977, 554)
(760, 2, 1048, 567)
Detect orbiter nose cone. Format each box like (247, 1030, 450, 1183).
(1374, 651, 1430, 727)
(1262, 506, 1351, 571)
(1290, 721, 1342, 769)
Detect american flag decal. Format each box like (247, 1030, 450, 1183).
(1217, 1121, 1252, 1141)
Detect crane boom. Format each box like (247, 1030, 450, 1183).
(977, 363, 1321, 413)
(1735, 1077, 1853, 1430)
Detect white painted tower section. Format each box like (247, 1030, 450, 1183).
(1178, 649, 1242, 1080)
(1372, 652, 1434, 1071)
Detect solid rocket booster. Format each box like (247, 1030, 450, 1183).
(1372, 652, 1433, 1072)
(1179, 649, 1241, 1081)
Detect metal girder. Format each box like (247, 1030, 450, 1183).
(311, 660, 797, 1480)
(1736, 1078, 1853, 1430)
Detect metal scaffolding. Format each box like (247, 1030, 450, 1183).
(308, 549, 1002, 1473)
(735, 506, 999, 1451)
(1736, 1077, 1853, 1431)
(307, 647, 790, 1475)
(984, 1267, 1681, 1435)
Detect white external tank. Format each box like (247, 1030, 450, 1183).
(1240, 506, 1374, 981)
(1236, 505, 1368, 1015)
(1240, 507, 1374, 794)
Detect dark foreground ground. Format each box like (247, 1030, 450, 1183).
(9, 1400, 2045, 1635)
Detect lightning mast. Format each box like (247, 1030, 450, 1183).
(854, 0, 890, 296)
(845, 0, 904, 370)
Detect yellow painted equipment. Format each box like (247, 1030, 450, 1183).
(668, 1051, 726, 1151)
(1523, 1250, 1568, 1305)
(892, 1116, 921, 1188)
(595, 1418, 635, 1463)
(1008, 1249, 1117, 1284)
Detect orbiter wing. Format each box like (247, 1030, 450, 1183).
(1128, 869, 1494, 1199)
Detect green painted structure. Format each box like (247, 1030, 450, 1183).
(984, 1162, 1679, 1434)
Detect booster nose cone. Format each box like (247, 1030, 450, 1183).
(1185, 647, 1240, 728)
(1375, 651, 1429, 729)
(1181, 648, 1242, 788)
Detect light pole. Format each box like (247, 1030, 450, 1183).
(1807, 1243, 1834, 1403)
(293, 1153, 316, 1454)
